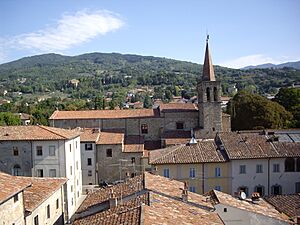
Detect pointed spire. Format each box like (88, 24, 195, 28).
(202, 35, 216, 81)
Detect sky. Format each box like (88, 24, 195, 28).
(0, 0, 299, 68)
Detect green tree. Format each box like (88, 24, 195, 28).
(143, 94, 152, 108)
(227, 90, 292, 130)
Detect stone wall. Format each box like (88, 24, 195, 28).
(0, 192, 25, 225)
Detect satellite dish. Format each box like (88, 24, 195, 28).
(239, 191, 246, 200)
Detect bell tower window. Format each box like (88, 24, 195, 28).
(206, 87, 210, 102)
(214, 87, 218, 101)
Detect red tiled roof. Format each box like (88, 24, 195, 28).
(77, 175, 143, 213)
(49, 108, 160, 120)
(124, 136, 144, 153)
(265, 194, 300, 219)
(96, 130, 124, 145)
(0, 125, 80, 141)
(149, 140, 226, 164)
(206, 190, 290, 223)
(219, 132, 300, 159)
(159, 103, 198, 113)
(21, 177, 67, 212)
(79, 128, 100, 142)
(0, 172, 31, 204)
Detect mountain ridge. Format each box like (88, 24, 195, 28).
(243, 61, 300, 70)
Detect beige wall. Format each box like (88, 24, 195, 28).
(0, 192, 25, 225)
(204, 162, 231, 194)
(26, 186, 65, 225)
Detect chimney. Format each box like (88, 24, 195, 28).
(182, 181, 188, 202)
(109, 189, 117, 208)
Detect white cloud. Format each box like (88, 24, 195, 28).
(9, 9, 124, 52)
(219, 54, 283, 69)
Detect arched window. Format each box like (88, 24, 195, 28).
(213, 87, 218, 101)
(13, 164, 21, 176)
(296, 158, 300, 172)
(285, 158, 295, 172)
(254, 185, 265, 197)
(271, 185, 282, 195)
(206, 87, 210, 102)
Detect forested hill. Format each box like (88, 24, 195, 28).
(0, 52, 299, 97)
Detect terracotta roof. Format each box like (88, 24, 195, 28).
(74, 173, 223, 225)
(96, 130, 124, 145)
(149, 140, 227, 164)
(206, 190, 290, 223)
(0, 125, 80, 141)
(77, 175, 143, 213)
(124, 136, 144, 153)
(202, 39, 216, 81)
(159, 103, 198, 113)
(218, 132, 300, 159)
(161, 130, 191, 146)
(79, 128, 100, 142)
(73, 195, 146, 225)
(21, 177, 67, 212)
(49, 108, 159, 120)
(0, 172, 31, 204)
(265, 194, 300, 219)
(143, 173, 223, 225)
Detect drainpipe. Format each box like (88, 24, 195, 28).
(202, 163, 205, 194)
(268, 158, 270, 196)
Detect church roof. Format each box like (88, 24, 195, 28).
(202, 36, 216, 81)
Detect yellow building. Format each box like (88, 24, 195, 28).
(149, 139, 231, 194)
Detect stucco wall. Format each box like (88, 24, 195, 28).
(0, 192, 25, 225)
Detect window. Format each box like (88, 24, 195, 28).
(14, 194, 18, 202)
(256, 164, 263, 173)
(189, 186, 196, 193)
(213, 87, 218, 101)
(34, 215, 39, 225)
(106, 149, 112, 157)
(76, 141, 77, 149)
(77, 179, 79, 185)
(87, 158, 92, 166)
(70, 166, 72, 175)
(285, 158, 295, 172)
(46, 204, 50, 219)
(239, 165, 246, 174)
(37, 169, 43, 177)
(273, 164, 280, 173)
(71, 185, 73, 192)
(296, 182, 300, 193)
(271, 185, 282, 195)
(69, 144, 72, 152)
(85, 143, 93, 150)
(71, 198, 74, 206)
(206, 87, 210, 101)
(215, 167, 221, 177)
(254, 185, 265, 196)
(215, 186, 221, 191)
(176, 122, 184, 130)
(56, 199, 59, 209)
(77, 191, 79, 197)
(224, 208, 227, 212)
(141, 124, 148, 134)
(49, 169, 56, 177)
(13, 147, 19, 156)
(131, 157, 136, 164)
(163, 168, 170, 178)
(189, 168, 196, 178)
(297, 158, 300, 172)
(76, 161, 78, 170)
(88, 170, 92, 176)
(13, 164, 21, 176)
(49, 146, 55, 156)
(238, 186, 248, 196)
(36, 146, 43, 156)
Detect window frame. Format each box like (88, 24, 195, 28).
(13, 147, 19, 156)
(215, 167, 221, 177)
(37, 169, 43, 177)
(49, 145, 56, 156)
(163, 168, 170, 178)
(36, 146, 43, 156)
(87, 158, 92, 166)
(46, 204, 50, 219)
(273, 163, 280, 173)
(189, 168, 196, 178)
(256, 164, 263, 173)
(141, 124, 148, 134)
(106, 149, 112, 157)
(85, 143, 93, 151)
(239, 165, 246, 174)
(49, 169, 56, 177)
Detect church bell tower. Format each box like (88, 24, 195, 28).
(197, 36, 222, 137)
